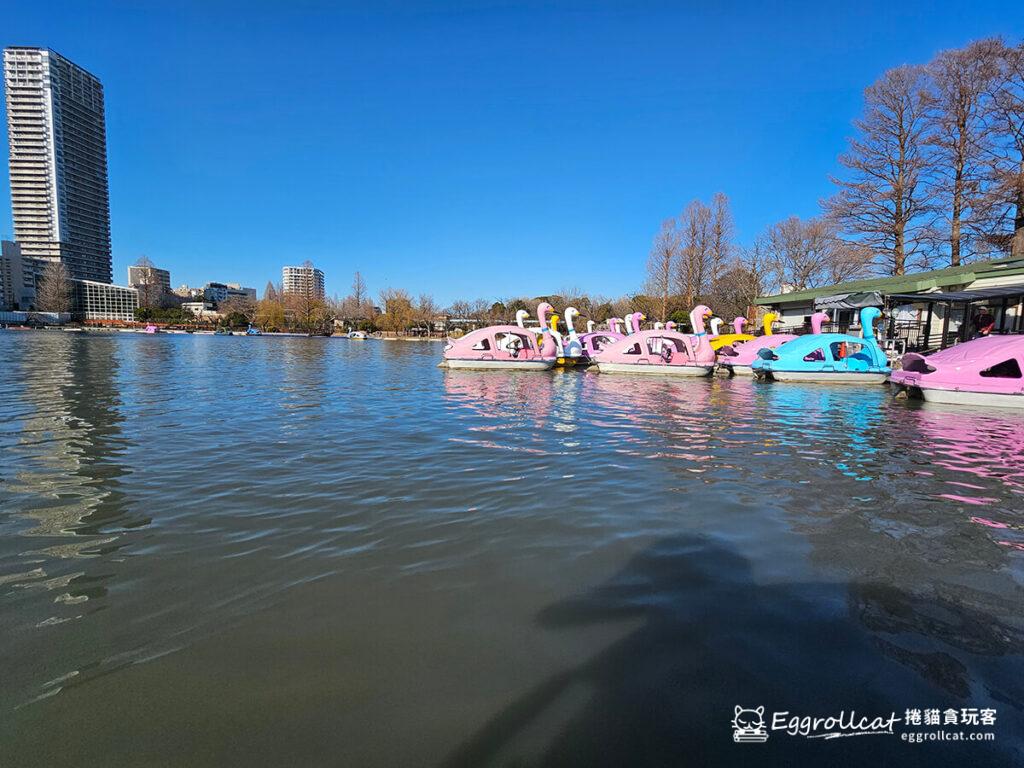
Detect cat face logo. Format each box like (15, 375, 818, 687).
(732, 706, 769, 743)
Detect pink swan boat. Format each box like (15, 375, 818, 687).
(593, 305, 716, 376)
(720, 311, 828, 376)
(440, 302, 557, 370)
(578, 316, 626, 364)
(891, 335, 1024, 408)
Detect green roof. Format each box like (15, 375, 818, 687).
(755, 256, 1024, 305)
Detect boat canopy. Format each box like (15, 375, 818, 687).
(813, 291, 883, 310)
(888, 284, 1024, 304)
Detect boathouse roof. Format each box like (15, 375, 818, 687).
(755, 256, 1024, 306)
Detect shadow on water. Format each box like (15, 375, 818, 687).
(439, 535, 1023, 768)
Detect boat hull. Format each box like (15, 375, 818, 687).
(597, 362, 714, 377)
(900, 385, 1024, 409)
(758, 370, 889, 384)
(439, 358, 556, 370)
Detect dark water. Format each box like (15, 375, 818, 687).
(1, 332, 1023, 767)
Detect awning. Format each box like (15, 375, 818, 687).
(813, 291, 883, 310)
(888, 285, 1024, 303)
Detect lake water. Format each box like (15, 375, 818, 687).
(1, 332, 1022, 766)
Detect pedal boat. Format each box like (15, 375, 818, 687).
(440, 303, 557, 370)
(751, 307, 890, 384)
(890, 335, 1024, 408)
(710, 316, 755, 351)
(720, 312, 826, 376)
(594, 306, 716, 376)
(578, 317, 626, 365)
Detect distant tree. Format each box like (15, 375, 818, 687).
(764, 216, 873, 290)
(986, 40, 1024, 257)
(35, 261, 72, 313)
(256, 294, 285, 331)
(826, 65, 935, 275)
(708, 192, 734, 288)
(379, 288, 415, 333)
(352, 271, 366, 304)
(675, 199, 713, 306)
(219, 295, 257, 325)
(447, 300, 472, 319)
(707, 235, 774, 319)
(646, 217, 679, 322)
(927, 39, 1002, 265)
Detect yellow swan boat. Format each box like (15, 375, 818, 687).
(710, 316, 754, 351)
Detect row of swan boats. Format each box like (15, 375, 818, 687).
(439, 302, 1024, 409)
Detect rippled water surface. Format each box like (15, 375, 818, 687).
(1, 332, 1023, 766)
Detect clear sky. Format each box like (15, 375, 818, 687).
(4, 1, 1023, 304)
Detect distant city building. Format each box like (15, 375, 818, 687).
(0, 240, 34, 310)
(69, 279, 137, 322)
(127, 264, 171, 293)
(203, 281, 256, 304)
(282, 264, 325, 299)
(181, 301, 219, 320)
(3, 47, 113, 283)
(173, 284, 204, 299)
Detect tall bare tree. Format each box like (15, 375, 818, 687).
(352, 271, 367, 308)
(708, 192, 734, 287)
(646, 217, 679, 322)
(36, 260, 72, 313)
(765, 216, 873, 290)
(927, 40, 1002, 265)
(675, 200, 713, 306)
(827, 65, 935, 275)
(987, 40, 1024, 257)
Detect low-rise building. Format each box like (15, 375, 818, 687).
(127, 264, 171, 293)
(70, 279, 138, 322)
(181, 301, 219, 319)
(755, 256, 1024, 350)
(203, 281, 256, 304)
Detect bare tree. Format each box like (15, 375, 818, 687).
(646, 217, 679, 322)
(708, 192, 734, 287)
(827, 65, 935, 275)
(219, 295, 257, 326)
(927, 40, 1002, 265)
(675, 200, 713, 306)
(35, 260, 72, 313)
(352, 271, 367, 310)
(987, 40, 1024, 257)
(765, 216, 873, 290)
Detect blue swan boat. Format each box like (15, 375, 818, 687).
(751, 306, 891, 384)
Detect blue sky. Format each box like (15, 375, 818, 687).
(4, 1, 1023, 304)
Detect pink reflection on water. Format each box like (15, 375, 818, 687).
(908, 406, 1024, 549)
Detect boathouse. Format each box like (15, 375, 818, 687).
(755, 256, 1024, 351)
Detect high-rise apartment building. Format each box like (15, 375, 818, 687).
(282, 264, 325, 299)
(3, 47, 112, 283)
(0, 240, 34, 310)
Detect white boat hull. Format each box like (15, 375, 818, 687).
(913, 387, 1024, 409)
(761, 370, 889, 384)
(439, 358, 555, 370)
(597, 362, 714, 377)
